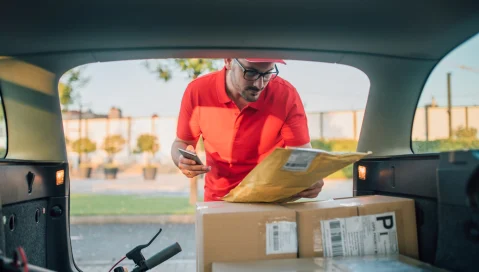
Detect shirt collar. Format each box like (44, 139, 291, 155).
(216, 67, 267, 110)
(216, 67, 231, 104)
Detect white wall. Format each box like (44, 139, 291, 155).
(63, 105, 479, 166)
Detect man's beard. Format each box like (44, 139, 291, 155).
(240, 86, 262, 102)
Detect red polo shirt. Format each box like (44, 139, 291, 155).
(177, 67, 310, 201)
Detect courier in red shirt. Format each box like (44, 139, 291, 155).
(171, 58, 324, 201)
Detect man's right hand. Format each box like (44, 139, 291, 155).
(178, 145, 211, 178)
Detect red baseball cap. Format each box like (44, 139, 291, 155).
(245, 58, 286, 64)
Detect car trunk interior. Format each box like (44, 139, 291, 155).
(0, 1, 478, 271)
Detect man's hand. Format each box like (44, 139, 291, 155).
(293, 179, 324, 199)
(275, 180, 324, 203)
(178, 145, 211, 178)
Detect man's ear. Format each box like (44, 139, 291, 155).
(224, 58, 233, 70)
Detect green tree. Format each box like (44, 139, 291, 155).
(71, 138, 97, 163)
(58, 66, 90, 111)
(134, 134, 160, 166)
(102, 135, 126, 164)
(142, 58, 223, 82)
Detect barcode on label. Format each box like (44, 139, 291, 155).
(284, 163, 308, 168)
(273, 225, 279, 251)
(330, 221, 343, 257)
(321, 212, 399, 258)
(266, 222, 297, 255)
(282, 150, 316, 172)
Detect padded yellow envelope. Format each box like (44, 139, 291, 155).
(222, 148, 371, 203)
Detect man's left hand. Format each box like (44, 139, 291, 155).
(294, 179, 324, 199)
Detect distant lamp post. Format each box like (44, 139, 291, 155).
(447, 72, 453, 140)
(425, 104, 431, 142)
(424, 96, 437, 142)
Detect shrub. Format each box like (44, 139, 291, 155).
(71, 138, 96, 154)
(102, 134, 126, 164)
(455, 126, 478, 141)
(311, 139, 358, 152)
(135, 134, 160, 166)
(310, 139, 358, 179)
(135, 134, 160, 155)
(413, 139, 479, 153)
(71, 138, 96, 164)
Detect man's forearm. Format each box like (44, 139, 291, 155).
(171, 140, 189, 167)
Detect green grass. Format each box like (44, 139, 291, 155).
(70, 194, 199, 216)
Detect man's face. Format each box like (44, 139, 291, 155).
(226, 59, 277, 102)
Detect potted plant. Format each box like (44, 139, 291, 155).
(71, 137, 96, 178)
(135, 134, 160, 180)
(102, 134, 125, 180)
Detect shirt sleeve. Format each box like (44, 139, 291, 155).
(177, 83, 201, 142)
(281, 89, 310, 146)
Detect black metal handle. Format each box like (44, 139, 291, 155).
(126, 228, 162, 265)
(142, 242, 182, 271)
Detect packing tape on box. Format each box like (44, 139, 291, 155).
(340, 202, 361, 207)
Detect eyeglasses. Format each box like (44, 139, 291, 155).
(234, 59, 279, 82)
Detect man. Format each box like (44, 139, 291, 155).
(171, 58, 324, 202)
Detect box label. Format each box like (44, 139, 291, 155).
(321, 212, 398, 257)
(266, 221, 298, 255)
(282, 150, 317, 172)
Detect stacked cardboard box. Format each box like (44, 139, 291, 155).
(196, 201, 297, 272)
(196, 195, 419, 272)
(283, 195, 419, 259)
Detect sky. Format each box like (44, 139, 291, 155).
(67, 33, 479, 118)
